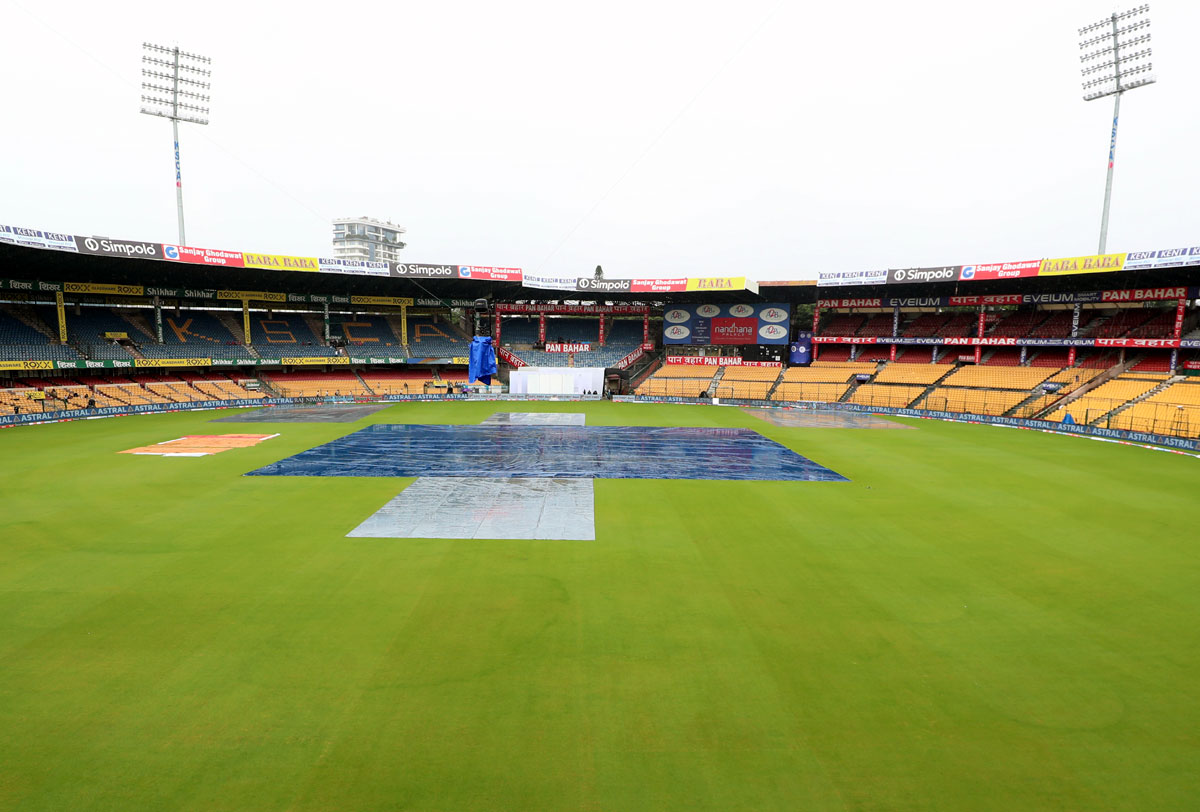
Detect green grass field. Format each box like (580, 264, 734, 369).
(1, 401, 1198, 811)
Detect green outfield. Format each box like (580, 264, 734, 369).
(1, 402, 1198, 811)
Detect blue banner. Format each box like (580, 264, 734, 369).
(663, 303, 791, 345)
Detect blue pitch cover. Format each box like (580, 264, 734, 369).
(247, 424, 848, 482)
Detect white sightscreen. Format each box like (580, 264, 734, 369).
(509, 367, 605, 395)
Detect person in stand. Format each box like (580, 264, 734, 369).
(87, 396, 95, 409)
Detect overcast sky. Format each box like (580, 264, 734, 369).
(2, 0, 1198, 281)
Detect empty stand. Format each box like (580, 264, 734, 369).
(261, 371, 369, 397)
(872, 363, 948, 386)
(939, 365, 1054, 389)
(857, 315, 895, 337)
(250, 314, 338, 357)
(1107, 380, 1200, 437)
(360, 369, 435, 395)
(848, 384, 925, 409)
(331, 315, 404, 348)
(983, 348, 1024, 366)
(771, 382, 849, 403)
(989, 310, 1048, 337)
(0, 310, 81, 361)
(1051, 374, 1160, 425)
(901, 313, 950, 337)
(635, 365, 716, 398)
(817, 314, 865, 336)
(407, 316, 469, 357)
(919, 387, 1028, 416)
(811, 345, 855, 362)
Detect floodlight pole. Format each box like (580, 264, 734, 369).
(1078, 5, 1155, 255)
(141, 43, 211, 247)
(171, 48, 186, 247)
(1097, 18, 1122, 255)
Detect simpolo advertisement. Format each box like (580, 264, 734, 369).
(74, 236, 160, 259)
(662, 303, 791, 346)
(575, 277, 632, 293)
(391, 263, 458, 278)
(887, 266, 960, 284)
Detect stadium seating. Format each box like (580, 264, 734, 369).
(360, 369, 435, 394)
(1092, 309, 1156, 338)
(636, 365, 715, 398)
(713, 381, 774, 400)
(0, 310, 81, 361)
(182, 374, 265, 401)
(771, 382, 849, 403)
(894, 346, 938, 362)
(1125, 309, 1176, 339)
(0, 388, 46, 415)
(857, 315, 895, 337)
(989, 310, 1047, 337)
(1129, 353, 1174, 372)
(983, 348, 1024, 366)
(938, 365, 1054, 389)
(1027, 311, 1085, 338)
(1051, 374, 1161, 424)
(810, 345, 856, 362)
(250, 314, 338, 357)
(1029, 348, 1071, 367)
(936, 313, 977, 337)
(407, 316, 469, 357)
(817, 314, 865, 336)
(1045, 366, 1103, 393)
(148, 310, 255, 359)
(872, 363, 948, 386)
(720, 366, 782, 382)
(780, 365, 868, 383)
(1076, 350, 1121, 369)
(711, 365, 782, 400)
(330, 315, 403, 348)
(1107, 380, 1200, 436)
(919, 387, 1028, 416)
(848, 383, 925, 408)
(901, 313, 949, 337)
(261, 371, 369, 397)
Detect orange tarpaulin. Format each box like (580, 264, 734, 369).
(120, 434, 277, 456)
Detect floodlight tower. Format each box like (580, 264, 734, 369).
(1078, 5, 1155, 254)
(140, 43, 211, 247)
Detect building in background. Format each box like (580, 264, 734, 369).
(331, 217, 407, 263)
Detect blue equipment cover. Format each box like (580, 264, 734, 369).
(247, 424, 847, 482)
(469, 336, 497, 385)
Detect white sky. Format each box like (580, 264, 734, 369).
(2, 0, 1197, 281)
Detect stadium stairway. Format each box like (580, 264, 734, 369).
(383, 315, 410, 353)
(118, 311, 158, 342)
(907, 365, 958, 407)
(1087, 375, 1181, 426)
(353, 368, 375, 395)
(763, 368, 787, 400)
(706, 367, 726, 397)
(210, 311, 260, 358)
(627, 354, 663, 392)
(838, 368, 875, 402)
(302, 313, 328, 345)
(1030, 356, 1133, 419)
(2, 303, 58, 341)
(1006, 386, 1058, 418)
